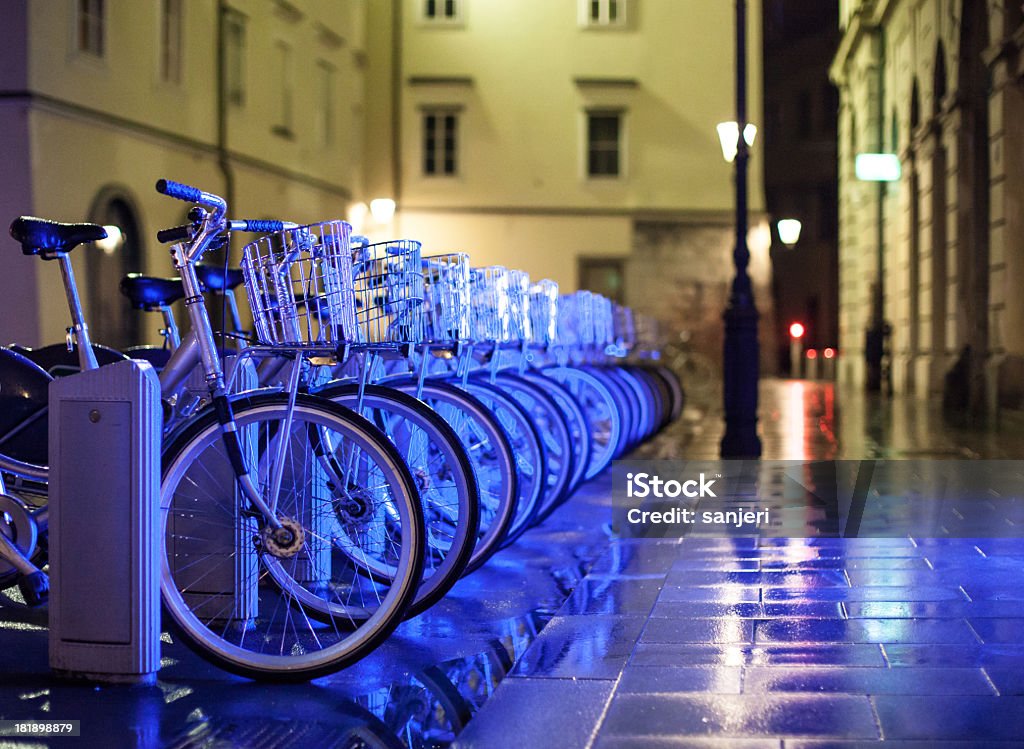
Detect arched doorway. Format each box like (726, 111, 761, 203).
(87, 187, 144, 349)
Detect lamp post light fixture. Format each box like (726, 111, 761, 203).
(369, 198, 397, 225)
(716, 121, 757, 163)
(95, 225, 125, 255)
(719, 0, 762, 458)
(777, 218, 802, 247)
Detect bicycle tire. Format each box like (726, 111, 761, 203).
(160, 392, 425, 681)
(490, 372, 575, 524)
(316, 382, 479, 617)
(384, 377, 518, 573)
(454, 378, 546, 545)
(520, 369, 591, 496)
(541, 366, 622, 478)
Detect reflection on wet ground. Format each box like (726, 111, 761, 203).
(5, 381, 1024, 747)
(0, 478, 610, 749)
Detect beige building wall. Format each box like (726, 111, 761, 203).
(2, 0, 367, 348)
(367, 0, 772, 372)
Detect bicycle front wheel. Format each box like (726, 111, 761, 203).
(160, 393, 425, 681)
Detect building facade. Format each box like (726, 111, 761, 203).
(363, 0, 774, 374)
(764, 0, 840, 372)
(0, 0, 367, 349)
(1, 0, 773, 378)
(831, 0, 1024, 419)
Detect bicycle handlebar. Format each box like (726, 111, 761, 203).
(157, 225, 191, 244)
(155, 179, 203, 203)
(229, 219, 287, 234)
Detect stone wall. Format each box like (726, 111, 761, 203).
(627, 220, 776, 379)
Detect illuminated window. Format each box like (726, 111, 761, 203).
(423, 108, 459, 176)
(77, 0, 105, 57)
(160, 0, 183, 84)
(581, 0, 627, 27)
(586, 111, 622, 177)
(424, 0, 461, 23)
(224, 10, 246, 106)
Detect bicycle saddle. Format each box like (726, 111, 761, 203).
(119, 274, 187, 310)
(10, 217, 107, 257)
(195, 263, 245, 292)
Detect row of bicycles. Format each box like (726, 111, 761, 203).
(0, 180, 682, 681)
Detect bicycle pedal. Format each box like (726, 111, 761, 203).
(18, 571, 49, 607)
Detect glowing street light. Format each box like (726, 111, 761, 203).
(717, 121, 757, 163)
(855, 153, 901, 182)
(95, 225, 124, 255)
(369, 198, 396, 224)
(789, 321, 805, 378)
(777, 218, 802, 247)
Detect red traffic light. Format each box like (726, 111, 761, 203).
(806, 349, 818, 359)
(789, 322, 805, 339)
(823, 347, 835, 359)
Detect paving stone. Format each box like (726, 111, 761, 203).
(598, 694, 878, 739)
(557, 577, 664, 616)
(873, 695, 1024, 741)
(982, 667, 1024, 695)
(754, 618, 978, 644)
(616, 666, 743, 694)
(641, 617, 755, 644)
(452, 678, 613, 749)
(741, 666, 995, 695)
(509, 615, 645, 679)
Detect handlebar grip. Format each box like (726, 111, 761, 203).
(157, 225, 192, 244)
(240, 220, 284, 233)
(156, 179, 203, 203)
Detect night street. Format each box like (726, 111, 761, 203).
(3, 0, 1024, 746)
(3, 381, 1024, 747)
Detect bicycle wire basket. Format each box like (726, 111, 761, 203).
(592, 294, 615, 347)
(241, 221, 356, 348)
(351, 239, 425, 346)
(422, 253, 471, 345)
(557, 290, 595, 348)
(527, 279, 559, 347)
(469, 267, 511, 345)
(613, 303, 636, 349)
(506, 270, 532, 343)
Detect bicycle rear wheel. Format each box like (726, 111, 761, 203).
(541, 366, 622, 479)
(457, 378, 546, 545)
(491, 372, 574, 524)
(318, 383, 479, 617)
(160, 392, 424, 681)
(386, 377, 517, 573)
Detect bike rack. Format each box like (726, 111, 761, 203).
(48, 359, 161, 684)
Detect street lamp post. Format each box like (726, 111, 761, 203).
(720, 0, 762, 458)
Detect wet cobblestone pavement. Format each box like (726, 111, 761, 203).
(3, 380, 1024, 747)
(454, 381, 1024, 748)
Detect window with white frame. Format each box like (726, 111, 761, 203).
(423, 0, 461, 23)
(315, 60, 336, 148)
(586, 111, 623, 178)
(273, 41, 294, 137)
(422, 108, 459, 176)
(77, 0, 105, 57)
(160, 0, 183, 84)
(581, 0, 628, 28)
